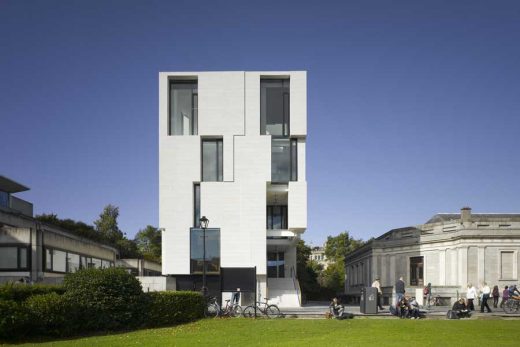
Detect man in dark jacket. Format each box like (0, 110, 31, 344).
(452, 298, 470, 318)
(395, 276, 406, 304)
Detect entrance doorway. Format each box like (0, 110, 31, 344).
(267, 252, 285, 278)
(409, 256, 424, 286)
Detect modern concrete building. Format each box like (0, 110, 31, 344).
(0, 176, 118, 284)
(117, 258, 162, 276)
(345, 207, 520, 305)
(159, 71, 307, 307)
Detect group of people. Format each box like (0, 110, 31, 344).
(466, 283, 520, 313)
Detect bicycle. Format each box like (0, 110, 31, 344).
(243, 297, 281, 318)
(503, 296, 520, 314)
(425, 295, 442, 308)
(205, 296, 243, 318)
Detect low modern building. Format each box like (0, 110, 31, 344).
(0, 176, 118, 284)
(160, 71, 307, 307)
(345, 207, 520, 305)
(117, 258, 162, 276)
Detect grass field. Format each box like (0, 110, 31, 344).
(4, 319, 519, 346)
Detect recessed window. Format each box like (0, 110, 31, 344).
(271, 138, 297, 182)
(169, 80, 198, 135)
(202, 139, 223, 182)
(267, 252, 285, 278)
(261, 79, 289, 136)
(0, 245, 29, 270)
(194, 184, 200, 227)
(500, 251, 514, 279)
(409, 256, 424, 286)
(267, 205, 288, 229)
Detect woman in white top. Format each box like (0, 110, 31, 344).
(480, 282, 492, 313)
(466, 284, 477, 311)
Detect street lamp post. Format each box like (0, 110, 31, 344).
(199, 216, 209, 297)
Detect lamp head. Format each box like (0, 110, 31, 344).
(199, 216, 209, 229)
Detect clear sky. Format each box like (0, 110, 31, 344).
(1, 0, 519, 245)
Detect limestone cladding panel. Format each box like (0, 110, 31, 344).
(467, 246, 478, 286)
(223, 135, 234, 181)
(244, 73, 260, 136)
(160, 136, 200, 275)
(288, 181, 307, 230)
(485, 247, 498, 282)
(198, 72, 245, 136)
(0, 227, 31, 244)
(43, 231, 115, 260)
(288, 71, 307, 136)
(425, 252, 438, 285)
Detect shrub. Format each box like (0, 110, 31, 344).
(23, 293, 75, 336)
(0, 300, 28, 339)
(145, 291, 204, 327)
(0, 283, 65, 302)
(63, 267, 146, 331)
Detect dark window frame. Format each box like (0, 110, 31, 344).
(168, 79, 198, 136)
(193, 183, 201, 227)
(260, 78, 290, 136)
(189, 227, 221, 275)
(409, 256, 424, 287)
(43, 246, 114, 274)
(266, 205, 288, 230)
(271, 138, 298, 183)
(201, 138, 223, 182)
(0, 244, 31, 271)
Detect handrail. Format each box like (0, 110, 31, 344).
(290, 265, 302, 306)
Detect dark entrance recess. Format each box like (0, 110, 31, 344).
(220, 267, 257, 317)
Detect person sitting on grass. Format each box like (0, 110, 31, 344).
(330, 297, 345, 319)
(452, 298, 471, 318)
(408, 297, 420, 319)
(398, 297, 410, 319)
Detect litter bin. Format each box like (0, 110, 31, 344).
(360, 287, 378, 314)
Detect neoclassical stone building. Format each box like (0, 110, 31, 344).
(345, 207, 520, 305)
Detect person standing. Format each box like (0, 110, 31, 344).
(395, 276, 406, 305)
(371, 277, 384, 310)
(500, 286, 509, 308)
(466, 284, 477, 311)
(492, 285, 499, 308)
(480, 282, 492, 313)
(423, 283, 432, 307)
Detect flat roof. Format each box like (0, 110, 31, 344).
(0, 175, 30, 193)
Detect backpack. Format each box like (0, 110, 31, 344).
(446, 310, 459, 320)
(423, 287, 430, 295)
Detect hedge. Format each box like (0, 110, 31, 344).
(0, 269, 205, 340)
(145, 291, 204, 327)
(0, 283, 65, 302)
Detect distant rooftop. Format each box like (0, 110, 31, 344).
(427, 213, 520, 224)
(0, 175, 30, 193)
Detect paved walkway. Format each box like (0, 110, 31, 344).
(280, 301, 520, 319)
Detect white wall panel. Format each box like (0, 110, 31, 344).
(288, 181, 307, 230)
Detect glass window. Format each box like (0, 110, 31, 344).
(169, 80, 198, 135)
(271, 139, 297, 182)
(45, 249, 53, 271)
(261, 79, 290, 136)
(92, 258, 102, 269)
(194, 184, 200, 227)
(409, 256, 424, 286)
(19, 248, 27, 269)
(67, 253, 80, 273)
(202, 139, 223, 182)
(267, 206, 287, 229)
(267, 252, 285, 278)
(190, 228, 220, 274)
(0, 191, 9, 208)
(0, 247, 18, 269)
(53, 250, 67, 272)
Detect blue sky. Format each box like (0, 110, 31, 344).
(1, 0, 519, 245)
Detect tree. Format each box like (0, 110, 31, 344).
(320, 231, 364, 293)
(93, 204, 123, 243)
(134, 225, 162, 263)
(296, 239, 321, 298)
(36, 213, 108, 245)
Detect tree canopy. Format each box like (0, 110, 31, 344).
(134, 225, 162, 263)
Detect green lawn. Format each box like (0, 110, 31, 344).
(4, 319, 519, 347)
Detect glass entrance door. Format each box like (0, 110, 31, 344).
(267, 252, 285, 278)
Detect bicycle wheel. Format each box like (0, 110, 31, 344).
(266, 305, 280, 318)
(205, 302, 219, 318)
(230, 304, 243, 318)
(503, 299, 518, 314)
(243, 305, 256, 318)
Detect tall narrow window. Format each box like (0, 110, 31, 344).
(271, 139, 297, 182)
(169, 80, 198, 135)
(500, 251, 514, 279)
(266, 205, 288, 229)
(190, 228, 220, 274)
(202, 139, 223, 182)
(409, 256, 424, 286)
(261, 79, 290, 136)
(194, 184, 200, 227)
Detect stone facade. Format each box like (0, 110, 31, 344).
(345, 207, 520, 305)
